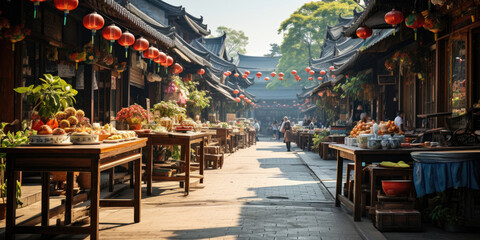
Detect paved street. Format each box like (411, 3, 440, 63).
(76, 138, 361, 239)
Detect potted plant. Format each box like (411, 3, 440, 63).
(116, 104, 152, 130)
(429, 191, 465, 232)
(0, 122, 30, 219)
(13, 74, 77, 130)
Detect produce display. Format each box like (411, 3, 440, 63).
(349, 120, 403, 138)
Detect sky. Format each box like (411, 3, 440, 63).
(172, 0, 313, 56)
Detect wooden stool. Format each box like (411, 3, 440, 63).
(204, 146, 224, 169)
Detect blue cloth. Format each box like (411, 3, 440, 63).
(412, 151, 480, 197)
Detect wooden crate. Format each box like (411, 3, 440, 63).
(375, 209, 421, 231)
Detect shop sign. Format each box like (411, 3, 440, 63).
(377, 75, 397, 85)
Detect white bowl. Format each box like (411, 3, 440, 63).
(30, 134, 70, 145)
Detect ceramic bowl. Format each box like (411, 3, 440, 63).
(367, 138, 382, 149)
(30, 134, 70, 145)
(382, 180, 412, 196)
(389, 138, 401, 149)
(70, 134, 98, 143)
(357, 134, 373, 149)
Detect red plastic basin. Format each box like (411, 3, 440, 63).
(382, 180, 412, 196)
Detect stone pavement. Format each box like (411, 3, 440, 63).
(12, 137, 361, 240)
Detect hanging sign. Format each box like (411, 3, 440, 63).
(377, 74, 397, 85)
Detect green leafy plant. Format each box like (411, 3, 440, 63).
(152, 100, 186, 119)
(0, 122, 31, 206)
(312, 130, 330, 152)
(429, 191, 463, 226)
(14, 74, 77, 119)
(334, 74, 373, 101)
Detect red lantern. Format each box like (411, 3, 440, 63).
(144, 46, 160, 60)
(83, 12, 104, 44)
(265, 77, 270, 81)
(251, 102, 254, 106)
(242, 74, 247, 79)
(239, 94, 245, 99)
(279, 77, 283, 81)
(308, 77, 313, 81)
(133, 37, 149, 53)
(235, 97, 241, 103)
(405, 11, 425, 41)
(30, 0, 47, 19)
(173, 63, 183, 74)
(156, 52, 167, 64)
(118, 31, 135, 58)
(54, 0, 78, 25)
(278, 72, 284, 77)
(329, 66, 335, 71)
(305, 67, 311, 72)
(234, 73, 239, 77)
(385, 9, 404, 36)
(102, 24, 122, 53)
(332, 75, 336, 79)
(256, 72, 262, 78)
(233, 89, 239, 95)
(318, 77, 323, 81)
(291, 70, 297, 75)
(356, 26, 372, 39)
(227, 71, 232, 76)
(309, 70, 315, 75)
(197, 69, 205, 75)
(165, 56, 174, 67)
(271, 72, 276, 77)
(320, 70, 326, 75)
(245, 70, 250, 76)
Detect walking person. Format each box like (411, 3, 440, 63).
(272, 120, 279, 140)
(254, 120, 260, 141)
(282, 121, 293, 151)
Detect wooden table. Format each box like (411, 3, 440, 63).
(248, 129, 256, 145)
(1, 139, 147, 239)
(300, 132, 315, 151)
(144, 132, 207, 196)
(209, 127, 231, 153)
(329, 144, 480, 221)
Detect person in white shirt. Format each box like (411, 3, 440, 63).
(394, 110, 405, 131)
(254, 120, 260, 141)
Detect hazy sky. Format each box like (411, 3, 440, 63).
(172, 0, 313, 56)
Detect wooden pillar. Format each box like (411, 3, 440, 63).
(84, 65, 95, 120)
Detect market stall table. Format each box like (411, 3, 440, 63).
(248, 128, 256, 145)
(143, 132, 208, 196)
(1, 139, 147, 240)
(209, 127, 231, 153)
(329, 143, 480, 221)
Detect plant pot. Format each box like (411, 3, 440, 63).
(444, 223, 467, 233)
(128, 123, 142, 130)
(77, 172, 91, 190)
(0, 203, 6, 220)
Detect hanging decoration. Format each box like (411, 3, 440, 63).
(309, 70, 315, 75)
(329, 66, 335, 71)
(68, 50, 86, 70)
(279, 77, 283, 81)
(197, 68, 205, 75)
(356, 26, 372, 39)
(133, 37, 149, 56)
(308, 77, 313, 81)
(102, 24, 122, 53)
(164, 56, 174, 67)
(118, 31, 135, 58)
(278, 72, 284, 77)
(233, 89, 239, 95)
(173, 63, 183, 74)
(239, 94, 245, 99)
(320, 70, 326, 75)
(332, 75, 336, 79)
(244, 70, 250, 76)
(2, 24, 31, 51)
(144, 46, 160, 60)
(271, 72, 276, 77)
(422, 11, 444, 41)
(83, 12, 104, 44)
(318, 77, 323, 81)
(234, 73, 239, 77)
(291, 70, 297, 75)
(30, 0, 47, 19)
(235, 97, 241, 103)
(256, 72, 262, 78)
(405, 11, 425, 41)
(242, 74, 247, 79)
(265, 77, 270, 81)
(384, 9, 404, 36)
(54, 0, 79, 26)
(305, 67, 311, 72)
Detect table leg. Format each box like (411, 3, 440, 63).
(147, 141, 153, 196)
(370, 171, 376, 215)
(353, 159, 362, 221)
(41, 172, 50, 227)
(184, 143, 191, 195)
(109, 168, 114, 192)
(65, 171, 74, 225)
(335, 151, 343, 207)
(200, 138, 205, 184)
(6, 156, 17, 239)
(91, 163, 100, 240)
(134, 155, 141, 223)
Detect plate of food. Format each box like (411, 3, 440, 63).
(103, 134, 123, 143)
(29, 126, 71, 145)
